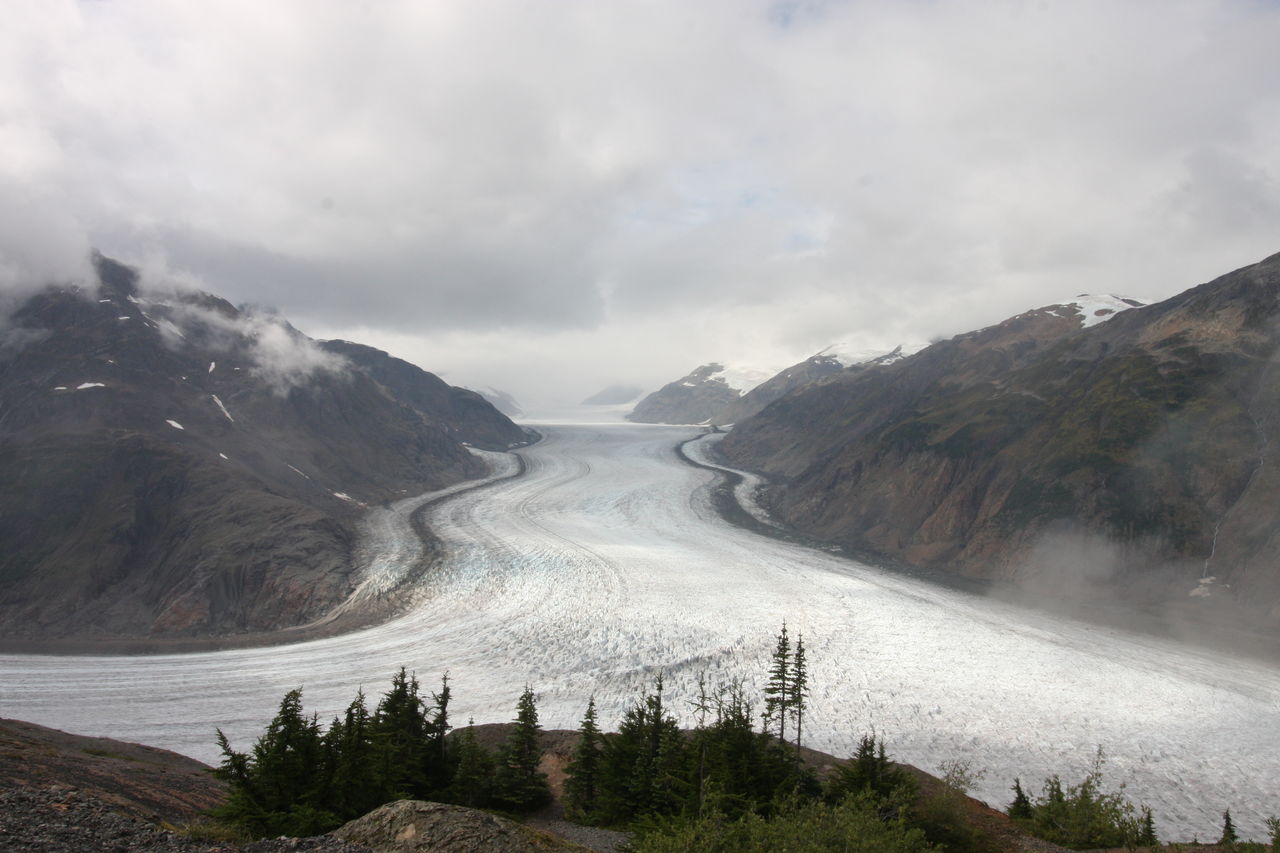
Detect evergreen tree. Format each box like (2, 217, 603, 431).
(213, 688, 331, 836)
(323, 688, 379, 819)
(565, 697, 604, 822)
(1220, 808, 1238, 845)
(493, 685, 551, 811)
(423, 672, 453, 794)
(763, 623, 791, 742)
(1008, 778, 1033, 820)
(692, 678, 787, 819)
(827, 734, 911, 807)
(790, 634, 809, 758)
(1137, 807, 1158, 847)
(371, 667, 428, 798)
(447, 718, 493, 808)
(598, 676, 686, 824)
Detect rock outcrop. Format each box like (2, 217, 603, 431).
(332, 800, 587, 852)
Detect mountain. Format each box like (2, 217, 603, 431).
(626, 362, 777, 425)
(715, 342, 927, 426)
(581, 384, 645, 406)
(319, 340, 529, 449)
(479, 387, 524, 417)
(717, 260, 1280, 625)
(0, 254, 523, 644)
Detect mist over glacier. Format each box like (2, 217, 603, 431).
(2, 424, 1278, 840)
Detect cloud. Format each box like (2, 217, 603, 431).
(3, 0, 1279, 406)
(137, 262, 349, 395)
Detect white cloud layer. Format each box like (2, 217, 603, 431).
(2, 0, 1279, 409)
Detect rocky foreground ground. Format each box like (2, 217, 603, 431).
(0, 785, 369, 852)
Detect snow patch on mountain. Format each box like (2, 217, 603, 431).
(714, 364, 778, 394)
(1044, 294, 1148, 328)
(816, 341, 930, 368)
(210, 395, 234, 423)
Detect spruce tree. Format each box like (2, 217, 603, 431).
(763, 623, 791, 742)
(1137, 806, 1158, 847)
(448, 719, 493, 808)
(372, 667, 428, 798)
(564, 697, 603, 822)
(424, 672, 453, 794)
(598, 676, 685, 823)
(827, 734, 909, 806)
(790, 633, 809, 758)
(249, 688, 324, 817)
(324, 688, 378, 819)
(493, 685, 551, 811)
(1008, 778, 1033, 820)
(1220, 808, 1238, 845)
(213, 687, 329, 836)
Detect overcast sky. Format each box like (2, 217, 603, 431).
(3, 0, 1279, 411)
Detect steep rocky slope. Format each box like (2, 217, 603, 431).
(721, 257, 1280, 623)
(626, 362, 776, 424)
(0, 255, 521, 644)
(319, 340, 528, 450)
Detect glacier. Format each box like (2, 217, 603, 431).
(1, 423, 1278, 840)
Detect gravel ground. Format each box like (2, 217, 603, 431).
(0, 786, 371, 853)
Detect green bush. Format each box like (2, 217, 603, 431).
(630, 794, 936, 853)
(1008, 748, 1151, 849)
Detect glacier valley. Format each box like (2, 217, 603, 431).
(2, 424, 1279, 839)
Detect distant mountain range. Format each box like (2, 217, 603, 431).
(582, 384, 645, 406)
(627, 343, 933, 427)
(0, 254, 526, 644)
(479, 387, 524, 417)
(718, 254, 1280, 628)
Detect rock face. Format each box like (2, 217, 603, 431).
(626, 362, 777, 425)
(319, 340, 529, 450)
(332, 800, 585, 852)
(0, 254, 521, 644)
(720, 255, 1280, 623)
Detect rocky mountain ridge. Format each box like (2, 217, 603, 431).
(0, 254, 524, 645)
(625, 362, 777, 424)
(719, 253, 1280, 626)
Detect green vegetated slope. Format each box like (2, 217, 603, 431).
(721, 252, 1280, 625)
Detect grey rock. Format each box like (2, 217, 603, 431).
(331, 800, 587, 853)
